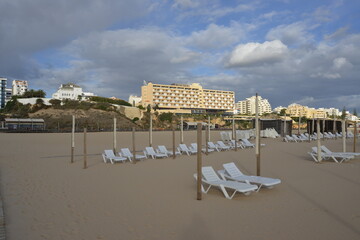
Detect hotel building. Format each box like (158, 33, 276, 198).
(0, 77, 7, 108)
(52, 83, 95, 101)
(12, 80, 28, 96)
(141, 82, 234, 112)
(236, 95, 272, 115)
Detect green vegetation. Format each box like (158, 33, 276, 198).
(18, 89, 46, 98)
(158, 112, 173, 122)
(89, 96, 131, 107)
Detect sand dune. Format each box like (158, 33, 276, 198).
(0, 131, 359, 240)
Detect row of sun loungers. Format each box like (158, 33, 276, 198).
(102, 139, 258, 164)
(220, 128, 280, 142)
(284, 131, 353, 142)
(194, 162, 281, 199)
(308, 145, 360, 163)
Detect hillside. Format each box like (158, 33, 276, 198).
(29, 108, 139, 131)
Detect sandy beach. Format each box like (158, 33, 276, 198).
(0, 130, 359, 240)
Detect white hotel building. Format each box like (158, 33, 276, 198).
(236, 95, 272, 115)
(52, 83, 95, 100)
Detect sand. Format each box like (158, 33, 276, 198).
(0, 130, 359, 240)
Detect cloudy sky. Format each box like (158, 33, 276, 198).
(1, 0, 360, 112)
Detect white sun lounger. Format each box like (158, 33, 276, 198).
(194, 166, 258, 199)
(179, 144, 197, 156)
(218, 162, 281, 191)
(217, 140, 232, 150)
(207, 142, 220, 152)
(190, 143, 214, 153)
(157, 145, 181, 157)
(102, 150, 128, 164)
(120, 148, 147, 162)
(145, 147, 168, 159)
(229, 140, 244, 149)
(310, 147, 354, 163)
(241, 138, 255, 148)
(321, 145, 360, 157)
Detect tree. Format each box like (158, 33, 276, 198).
(353, 108, 358, 117)
(20, 89, 46, 98)
(36, 98, 44, 105)
(49, 99, 61, 107)
(279, 108, 287, 116)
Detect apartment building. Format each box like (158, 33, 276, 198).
(52, 83, 95, 100)
(0, 77, 7, 108)
(141, 82, 234, 111)
(12, 80, 28, 96)
(236, 95, 272, 115)
(286, 104, 339, 118)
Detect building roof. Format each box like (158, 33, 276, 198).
(5, 118, 45, 123)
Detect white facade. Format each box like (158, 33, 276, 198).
(273, 106, 286, 114)
(235, 95, 272, 115)
(12, 80, 28, 96)
(52, 83, 95, 100)
(128, 95, 142, 106)
(17, 98, 52, 106)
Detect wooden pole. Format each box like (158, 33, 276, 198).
(323, 116, 326, 140)
(208, 115, 211, 142)
(255, 93, 260, 176)
(232, 117, 235, 140)
(132, 127, 136, 164)
(342, 120, 346, 152)
(234, 127, 237, 152)
(283, 115, 286, 137)
(317, 119, 321, 163)
(180, 116, 184, 144)
(197, 123, 202, 200)
(353, 121, 357, 153)
(298, 111, 301, 135)
(205, 122, 209, 155)
(149, 113, 153, 147)
(113, 117, 117, 154)
(312, 114, 315, 134)
(172, 125, 176, 159)
(71, 115, 75, 163)
(83, 127, 87, 169)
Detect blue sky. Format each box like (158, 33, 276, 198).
(1, 0, 360, 112)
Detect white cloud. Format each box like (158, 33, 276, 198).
(266, 22, 313, 46)
(172, 0, 200, 9)
(187, 23, 245, 50)
(225, 40, 288, 67)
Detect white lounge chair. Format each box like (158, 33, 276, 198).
(179, 144, 197, 156)
(120, 148, 147, 162)
(194, 166, 258, 199)
(229, 140, 244, 149)
(321, 145, 360, 157)
(145, 147, 167, 159)
(310, 147, 354, 163)
(217, 140, 232, 150)
(292, 135, 305, 142)
(157, 145, 181, 157)
(102, 150, 128, 164)
(241, 138, 255, 148)
(218, 162, 281, 191)
(190, 143, 214, 153)
(284, 135, 296, 142)
(207, 142, 220, 152)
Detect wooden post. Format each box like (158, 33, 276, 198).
(83, 128, 87, 169)
(234, 127, 237, 152)
(172, 125, 176, 159)
(342, 120, 346, 152)
(205, 122, 209, 155)
(312, 114, 315, 134)
(232, 117, 235, 140)
(71, 115, 75, 163)
(197, 123, 202, 200)
(208, 115, 211, 142)
(298, 111, 301, 135)
(132, 127, 136, 164)
(283, 115, 286, 137)
(149, 113, 153, 147)
(113, 117, 117, 154)
(323, 116, 326, 140)
(317, 119, 321, 163)
(255, 93, 260, 176)
(180, 115, 184, 144)
(353, 121, 357, 153)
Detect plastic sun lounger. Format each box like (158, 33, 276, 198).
(190, 143, 214, 153)
(320, 145, 360, 157)
(157, 145, 181, 157)
(230, 140, 244, 149)
(120, 148, 147, 162)
(218, 162, 281, 191)
(145, 147, 168, 159)
(207, 142, 220, 152)
(241, 138, 255, 148)
(102, 149, 128, 164)
(179, 144, 197, 156)
(194, 166, 258, 199)
(311, 147, 354, 163)
(216, 141, 232, 150)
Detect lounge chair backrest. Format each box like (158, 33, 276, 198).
(179, 144, 188, 151)
(158, 145, 167, 153)
(320, 146, 332, 154)
(121, 148, 133, 157)
(202, 166, 221, 182)
(223, 162, 244, 177)
(217, 141, 226, 147)
(191, 143, 198, 150)
(311, 147, 318, 153)
(105, 150, 115, 158)
(146, 147, 156, 155)
(208, 142, 216, 147)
